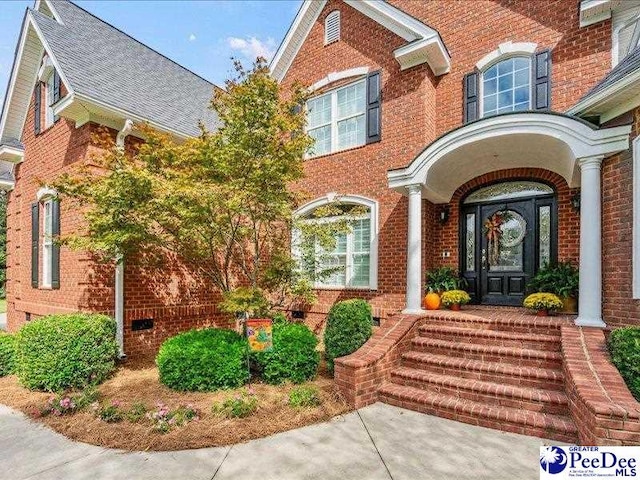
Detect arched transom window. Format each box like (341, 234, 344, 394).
(482, 57, 531, 117)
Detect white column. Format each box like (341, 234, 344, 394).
(403, 185, 425, 314)
(576, 155, 606, 328)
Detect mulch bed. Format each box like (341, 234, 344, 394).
(0, 358, 351, 451)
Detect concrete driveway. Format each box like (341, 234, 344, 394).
(0, 402, 552, 480)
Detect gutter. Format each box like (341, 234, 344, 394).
(567, 68, 640, 117)
(114, 119, 133, 358)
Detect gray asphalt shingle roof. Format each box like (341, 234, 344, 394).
(576, 45, 640, 106)
(32, 0, 219, 137)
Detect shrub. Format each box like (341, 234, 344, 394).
(440, 290, 471, 307)
(213, 388, 258, 418)
(523, 293, 563, 312)
(126, 402, 149, 423)
(271, 312, 288, 325)
(253, 322, 319, 384)
(94, 401, 124, 423)
(288, 385, 321, 408)
(527, 261, 579, 298)
(324, 299, 372, 373)
(156, 328, 249, 391)
(15, 313, 118, 392)
(147, 403, 199, 433)
(425, 267, 467, 293)
(0, 333, 16, 376)
(35, 388, 99, 418)
(608, 328, 640, 401)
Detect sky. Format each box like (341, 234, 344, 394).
(0, 0, 302, 107)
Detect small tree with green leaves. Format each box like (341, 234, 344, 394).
(52, 58, 357, 312)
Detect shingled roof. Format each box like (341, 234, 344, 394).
(29, 0, 219, 137)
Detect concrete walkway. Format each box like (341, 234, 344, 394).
(0, 402, 551, 480)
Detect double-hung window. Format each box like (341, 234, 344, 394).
(45, 71, 56, 129)
(306, 80, 366, 157)
(41, 199, 53, 288)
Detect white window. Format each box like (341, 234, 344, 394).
(42, 199, 53, 288)
(612, 3, 640, 66)
(45, 71, 55, 129)
(306, 79, 366, 157)
(325, 10, 340, 45)
(481, 57, 531, 117)
(294, 195, 378, 290)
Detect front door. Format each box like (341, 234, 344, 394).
(460, 181, 557, 306)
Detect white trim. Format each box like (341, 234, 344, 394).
(308, 67, 369, 92)
(37, 55, 54, 82)
(270, 0, 450, 81)
(475, 42, 537, 71)
(35, 0, 64, 24)
(633, 136, 640, 299)
(324, 10, 340, 45)
(294, 193, 379, 290)
(36, 186, 57, 202)
(580, 0, 613, 27)
(41, 198, 53, 289)
(0, 145, 24, 164)
(387, 112, 631, 203)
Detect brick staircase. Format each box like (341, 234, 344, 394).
(377, 312, 578, 442)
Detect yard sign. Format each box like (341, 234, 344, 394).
(246, 319, 273, 352)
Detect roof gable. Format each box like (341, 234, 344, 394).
(270, 0, 450, 82)
(0, 0, 219, 144)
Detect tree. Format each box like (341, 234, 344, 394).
(52, 58, 354, 312)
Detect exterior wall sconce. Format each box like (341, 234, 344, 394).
(571, 191, 581, 212)
(439, 205, 450, 224)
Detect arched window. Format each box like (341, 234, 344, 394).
(481, 57, 531, 117)
(325, 11, 340, 45)
(294, 194, 378, 289)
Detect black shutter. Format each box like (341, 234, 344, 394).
(53, 70, 61, 122)
(366, 70, 381, 144)
(51, 199, 60, 289)
(31, 203, 39, 288)
(34, 84, 41, 135)
(533, 49, 552, 110)
(463, 71, 479, 124)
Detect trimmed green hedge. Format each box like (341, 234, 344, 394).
(253, 322, 319, 384)
(15, 313, 118, 392)
(608, 327, 640, 401)
(0, 333, 16, 377)
(156, 328, 249, 391)
(324, 299, 373, 373)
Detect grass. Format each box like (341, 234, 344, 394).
(0, 358, 350, 451)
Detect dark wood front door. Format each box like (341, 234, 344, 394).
(460, 185, 557, 306)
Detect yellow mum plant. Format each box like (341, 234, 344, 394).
(523, 293, 563, 312)
(440, 290, 471, 307)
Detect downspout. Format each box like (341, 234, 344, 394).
(115, 119, 133, 358)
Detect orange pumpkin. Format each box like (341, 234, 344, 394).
(424, 292, 441, 310)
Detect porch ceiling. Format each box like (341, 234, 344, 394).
(387, 112, 631, 204)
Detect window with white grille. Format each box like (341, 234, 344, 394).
(325, 11, 340, 45)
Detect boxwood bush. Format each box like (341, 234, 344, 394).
(0, 333, 16, 377)
(15, 313, 118, 391)
(324, 299, 373, 373)
(253, 322, 319, 384)
(608, 327, 640, 401)
(156, 328, 249, 391)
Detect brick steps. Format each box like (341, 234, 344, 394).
(410, 337, 563, 368)
(390, 367, 569, 415)
(376, 310, 577, 442)
(378, 383, 577, 443)
(401, 351, 564, 390)
(418, 324, 560, 351)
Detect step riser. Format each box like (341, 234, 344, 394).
(426, 319, 561, 335)
(418, 331, 560, 351)
(411, 344, 562, 369)
(378, 392, 577, 444)
(389, 375, 569, 416)
(401, 358, 565, 391)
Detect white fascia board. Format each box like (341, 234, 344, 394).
(0, 145, 24, 164)
(580, 0, 613, 27)
(27, 13, 73, 94)
(61, 92, 191, 140)
(568, 68, 640, 118)
(34, 0, 64, 24)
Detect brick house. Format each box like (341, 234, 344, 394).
(3, 0, 640, 443)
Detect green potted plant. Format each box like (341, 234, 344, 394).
(440, 290, 471, 311)
(523, 292, 564, 316)
(527, 262, 579, 314)
(424, 267, 468, 310)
